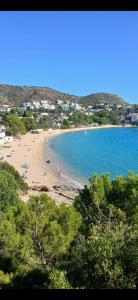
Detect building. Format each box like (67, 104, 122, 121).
(61, 103, 70, 111)
(23, 102, 32, 109)
(5, 136, 13, 143)
(0, 131, 13, 144)
(0, 105, 12, 113)
(57, 100, 63, 105)
(40, 112, 49, 116)
(130, 113, 138, 123)
(70, 103, 82, 111)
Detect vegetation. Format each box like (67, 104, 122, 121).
(0, 163, 137, 289)
(68, 111, 122, 126)
(22, 117, 37, 131)
(79, 93, 127, 106)
(0, 161, 28, 191)
(4, 114, 27, 136)
(65, 172, 138, 288)
(38, 116, 52, 129)
(61, 119, 71, 129)
(0, 83, 78, 107)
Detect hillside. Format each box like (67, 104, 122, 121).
(0, 84, 78, 106)
(78, 93, 128, 106)
(0, 84, 128, 107)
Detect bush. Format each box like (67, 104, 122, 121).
(0, 161, 28, 191)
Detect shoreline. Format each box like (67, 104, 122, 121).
(0, 124, 133, 203)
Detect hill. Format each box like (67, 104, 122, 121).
(0, 84, 128, 107)
(0, 84, 78, 106)
(78, 93, 128, 106)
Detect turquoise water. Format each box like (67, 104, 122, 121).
(49, 128, 138, 180)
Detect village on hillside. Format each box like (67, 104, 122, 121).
(0, 98, 138, 145)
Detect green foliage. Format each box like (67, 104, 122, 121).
(5, 114, 26, 136)
(109, 111, 121, 125)
(79, 93, 127, 106)
(0, 170, 20, 212)
(22, 117, 37, 131)
(69, 112, 94, 126)
(0, 161, 28, 191)
(65, 172, 137, 288)
(0, 271, 13, 289)
(0, 193, 81, 288)
(49, 269, 72, 289)
(0, 167, 137, 289)
(38, 116, 52, 129)
(61, 119, 71, 129)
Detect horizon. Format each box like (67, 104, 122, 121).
(0, 11, 138, 103)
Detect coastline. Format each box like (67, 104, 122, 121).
(0, 124, 132, 203)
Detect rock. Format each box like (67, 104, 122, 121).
(46, 160, 51, 163)
(29, 185, 49, 192)
(38, 185, 49, 192)
(53, 184, 80, 192)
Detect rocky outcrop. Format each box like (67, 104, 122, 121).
(53, 184, 81, 192)
(29, 185, 49, 192)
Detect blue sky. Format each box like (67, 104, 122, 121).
(0, 11, 138, 103)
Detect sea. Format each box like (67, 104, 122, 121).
(48, 127, 138, 184)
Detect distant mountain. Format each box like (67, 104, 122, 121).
(78, 93, 128, 106)
(0, 84, 78, 106)
(0, 84, 128, 107)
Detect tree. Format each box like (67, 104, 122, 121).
(0, 170, 20, 212)
(38, 116, 52, 129)
(5, 114, 26, 136)
(0, 161, 28, 191)
(22, 117, 37, 131)
(61, 119, 71, 129)
(0, 194, 81, 288)
(64, 173, 137, 289)
(109, 111, 121, 125)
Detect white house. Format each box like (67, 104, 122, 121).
(0, 132, 5, 138)
(41, 112, 49, 116)
(48, 128, 53, 133)
(5, 136, 13, 143)
(57, 100, 63, 105)
(0, 131, 13, 144)
(32, 101, 40, 109)
(23, 102, 32, 109)
(130, 113, 138, 123)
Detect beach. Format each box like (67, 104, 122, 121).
(0, 124, 127, 204)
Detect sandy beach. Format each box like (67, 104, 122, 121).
(0, 124, 127, 204)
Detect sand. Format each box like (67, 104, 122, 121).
(0, 124, 127, 204)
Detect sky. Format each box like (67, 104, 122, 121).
(0, 11, 138, 103)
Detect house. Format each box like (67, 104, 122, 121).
(116, 105, 123, 109)
(23, 102, 32, 109)
(130, 113, 138, 123)
(0, 131, 13, 144)
(61, 103, 70, 111)
(57, 100, 63, 105)
(0, 105, 12, 113)
(40, 112, 49, 116)
(5, 136, 13, 143)
(75, 104, 82, 111)
(48, 128, 53, 133)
